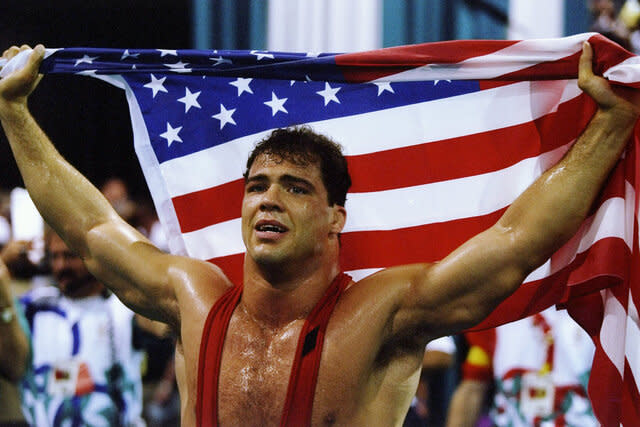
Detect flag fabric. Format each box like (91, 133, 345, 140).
(13, 32, 640, 425)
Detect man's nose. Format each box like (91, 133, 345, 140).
(51, 256, 65, 272)
(259, 185, 283, 211)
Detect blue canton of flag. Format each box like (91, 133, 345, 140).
(124, 73, 478, 164)
(37, 47, 479, 164)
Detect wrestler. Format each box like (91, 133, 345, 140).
(0, 42, 637, 426)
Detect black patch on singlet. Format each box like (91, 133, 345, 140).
(301, 326, 319, 357)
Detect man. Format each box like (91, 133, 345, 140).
(16, 231, 146, 426)
(446, 309, 596, 427)
(0, 42, 637, 426)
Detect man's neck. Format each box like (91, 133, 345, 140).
(241, 258, 341, 329)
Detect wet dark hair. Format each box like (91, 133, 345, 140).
(244, 126, 352, 206)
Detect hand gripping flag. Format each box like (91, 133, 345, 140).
(4, 32, 640, 425)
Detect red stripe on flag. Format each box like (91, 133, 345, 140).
(336, 40, 518, 83)
(589, 343, 623, 426)
(172, 180, 245, 234)
(207, 253, 245, 286)
(495, 51, 581, 82)
(622, 360, 640, 426)
(205, 209, 507, 284)
(588, 33, 636, 77)
(339, 209, 505, 270)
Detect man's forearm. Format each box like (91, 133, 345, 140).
(498, 105, 638, 271)
(446, 380, 487, 427)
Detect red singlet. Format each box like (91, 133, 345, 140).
(196, 273, 352, 426)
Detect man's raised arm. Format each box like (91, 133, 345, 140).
(0, 45, 218, 327)
(380, 42, 640, 339)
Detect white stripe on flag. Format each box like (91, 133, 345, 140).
(600, 288, 627, 376)
(626, 291, 640, 390)
(604, 55, 640, 84)
(378, 33, 591, 82)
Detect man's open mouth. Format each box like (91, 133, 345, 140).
(255, 221, 289, 233)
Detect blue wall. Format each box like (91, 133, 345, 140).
(194, 0, 594, 51)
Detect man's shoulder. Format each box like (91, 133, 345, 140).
(173, 256, 236, 300)
(19, 285, 61, 309)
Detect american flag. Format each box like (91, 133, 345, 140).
(11, 32, 640, 425)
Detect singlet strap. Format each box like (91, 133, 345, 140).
(196, 273, 351, 427)
(196, 284, 243, 427)
(280, 273, 352, 427)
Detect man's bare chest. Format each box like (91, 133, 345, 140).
(216, 313, 303, 425)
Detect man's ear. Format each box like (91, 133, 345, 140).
(329, 205, 346, 235)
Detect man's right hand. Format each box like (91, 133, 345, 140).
(0, 45, 45, 116)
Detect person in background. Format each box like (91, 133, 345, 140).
(17, 229, 146, 426)
(0, 253, 29, 426)
(446, 308, 596, 427)
(590, 0, 631, 48)
(404, 336, 456, 427)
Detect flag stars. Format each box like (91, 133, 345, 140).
(177, 87, 202, 113)
(264, 92, 288, 116)
(250, 50, 275, 61)
(373, 82, 394, 96)
(74, 55, 98, 66)
(121, 49, 139, 60)
(212, 104, 237, 129)
(160, 122, 183, 147)
(164, 61, 191, 73)
(316, 82, 341, 106)
(229, 77, 254, 96)
(144, 74, 168, 98)
(210, 56, 232, 66)
(158, 49, 178, 57)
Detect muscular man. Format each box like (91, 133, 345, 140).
(0, 42, 637, 426)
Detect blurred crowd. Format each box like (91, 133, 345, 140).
(0, 179, 178, 426)
(590, 0, 640, 52)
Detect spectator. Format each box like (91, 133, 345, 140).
(590, 0, 631, 48)
(0, 252, 29, 426)
(446, 308, 596, 427)
(405, 336, 456, 427)
(17, 229, 146, 426)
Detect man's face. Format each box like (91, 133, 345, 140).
(241, 154, 345, 268)
(48, 234, 99, 298)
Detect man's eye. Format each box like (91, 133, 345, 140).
(247, 184, 266, 193)
(289, 186, 308, 195)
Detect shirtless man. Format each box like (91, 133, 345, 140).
(0, 43, 637, 426)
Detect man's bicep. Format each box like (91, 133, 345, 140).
(418, 225, 530, 330)
(83, 220, 180, 323)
